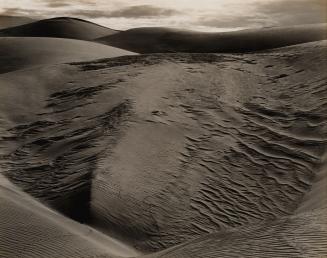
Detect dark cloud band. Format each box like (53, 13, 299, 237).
(108, 5, 180, 18)
(67, 5, 180, 19)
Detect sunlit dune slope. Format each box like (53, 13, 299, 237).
(0, 37, 136, 73)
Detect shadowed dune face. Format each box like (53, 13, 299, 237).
(97, 24, 327, 53)
(0, 16, 36, 29)
(0, 40, 326, 255)
(0, 37, 136, 74)
(0, 17, 118, 40)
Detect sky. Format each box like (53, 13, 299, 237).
(0, 0, 326, 31)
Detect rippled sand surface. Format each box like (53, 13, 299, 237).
(0, 39, 326, 257)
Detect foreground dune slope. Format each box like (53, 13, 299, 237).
(97, 23, 327, 53)
(0, 37, 136, 73)
(1, 175, 326, 258)
(0, 41, 326, 256)
(149, 206, 327, 258)
(0, 176, 139, 258)
(0, 17, 118, 40)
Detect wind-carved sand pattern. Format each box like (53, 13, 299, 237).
(1, 80, 132, 222)
(0, 38, 326, 257)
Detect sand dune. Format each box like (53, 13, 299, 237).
(0, 37, 136, 73)
(0, 175, 139, 258)
(0, 15, 35, 29)
(149, 207, 327, 258)
(2, 16, 326, 54)
(0, 17, 118, 40)
(1, 170, 325, 258)
(0, 39, 326, 257)
(97, 23, 327, 53)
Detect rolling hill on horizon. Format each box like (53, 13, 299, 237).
(96, 23, 327, 53)
(1, 16, 326, 54)
(0, 17, 118, 40)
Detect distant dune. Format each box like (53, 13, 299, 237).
(0, 15, 36, 29)
(0, 17, 118, 40)
(96, 23, 327, 53)
(2, 17, 326, 54)
(0, 39, 326, 257)
(0, 37, 136, 73)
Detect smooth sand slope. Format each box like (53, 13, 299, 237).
(97, 23, 327, 53)
(0, 37, 136, 73)
(0, 15, 35, 29)
(0, 40, 326, 257)
(0, 17, 118, 40)
(0, 174, 139, 258)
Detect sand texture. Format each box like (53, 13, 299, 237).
(0, 40, 326, 256)
(0, 17, 326, 258)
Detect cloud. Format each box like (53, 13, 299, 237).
(45, 1, 71, 8)
(198, 15, 268, 29)
(69, 9, 109, 19)
(39, 0, 97, 9)
(108, 5, 180, 18)
(69, 5, 180, 20)
(1, 0, 325, 32)
(255, 0, 326, 25)
(0, 7, 37, 16)
(197, 0, 326, 29)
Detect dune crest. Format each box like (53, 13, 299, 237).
(97, 23, 327, 53)
(0, 17, 118, 40)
